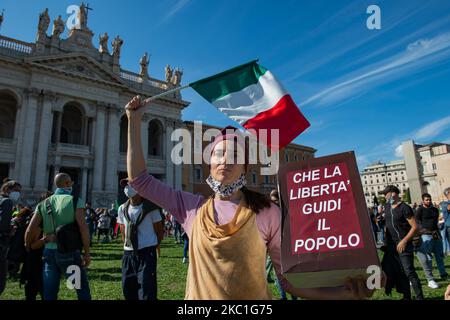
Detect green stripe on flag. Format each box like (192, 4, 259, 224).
(190, 60, 267, 102)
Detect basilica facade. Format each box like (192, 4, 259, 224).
(0, 6, 189, 207)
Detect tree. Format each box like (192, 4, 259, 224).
(378, 196, 386, 205)
(402, 188, 411, 204)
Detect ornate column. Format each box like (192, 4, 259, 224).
(34, 91, 56, 190)
(174, 120, 183, 190)
(81, 160, 89, 201)
(141, 115, 149, 163)
(165, 119, 174, 187)
(92, 103, 107, 191)
(11, 91, 27, 180)
(18, 88, 40, 187)
(55, 111, 63, 143)
(105, 105, 120, 191)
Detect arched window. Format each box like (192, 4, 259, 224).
(0, 91, 18, 139)
(60, 103, 84, 145)
(148, 119, 164, 157)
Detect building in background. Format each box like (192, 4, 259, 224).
(182, 121, 316, 197)
(361, 160, 408, 207)
(0, 6, 189, 207)
(402, 140, 450, 204)
(360, 140, 450, 206)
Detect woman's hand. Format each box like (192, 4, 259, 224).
(445, 284, 450, 300)
(396, 239, 407, 253)
(43, 234, 57, 243)
(125, 95, 147, 121)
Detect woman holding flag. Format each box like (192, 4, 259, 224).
(124, 61, 376, 300)
(125, 96, 375, 300)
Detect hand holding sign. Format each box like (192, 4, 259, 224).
(278, 152, 380, 290)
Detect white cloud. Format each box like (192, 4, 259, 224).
(359, 115, 450, 169)
(301, 32, 450, 108)
(414, 115, 450, 140)
(395, 145, 404, 157)
(161, 0, 191, 23)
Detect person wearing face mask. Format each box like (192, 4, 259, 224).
(117, 178, 163, 300)
(124, 95, 377, 300)
(25, 173, 91, 300)
(0, 180, 22, 296)
(381, 185, 424, 300)
(415, 193, 448, 289)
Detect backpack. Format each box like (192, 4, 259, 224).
(46, 195, 83, 253)
(122, 200, 149, 251)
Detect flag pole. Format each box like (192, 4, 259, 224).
(143, 84, 190, 104)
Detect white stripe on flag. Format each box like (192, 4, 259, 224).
(211, 71, 287, 124)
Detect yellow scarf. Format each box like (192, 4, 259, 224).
(185, 197, 273, 300)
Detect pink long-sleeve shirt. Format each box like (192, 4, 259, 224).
(129, 171, 293, 292)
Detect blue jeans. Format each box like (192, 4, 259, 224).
(274, 276, 298, 300)
(42, 248, 91, 300)
(174, 223, 182, 242)
(415, 234, 448, 282)
(183, 237, 189, 259)
(88, 222, 94, 244)
(442, 227, 450, 254)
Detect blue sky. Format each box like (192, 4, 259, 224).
(1, 0, 450, 170)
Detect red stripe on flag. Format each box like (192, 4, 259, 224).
(242, 94, 310, 151)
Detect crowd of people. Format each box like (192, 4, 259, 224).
(1, 95, 449, 301)
(0, 172, 186, 300)
(368, 186, 450, 299)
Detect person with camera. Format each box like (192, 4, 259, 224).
(381, 185, 424, 300)
(415, 193, 448, 289)
(25, 173, 91, 300)
(117, 178, 164, 300)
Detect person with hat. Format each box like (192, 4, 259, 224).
(381, 185, 424, 299)
(117, 178, 163, 300)
(124, 95, 375, 300)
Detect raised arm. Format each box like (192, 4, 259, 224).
(126, 95, 147, 180)
(125, 95, 204, 232)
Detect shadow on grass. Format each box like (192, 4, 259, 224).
(92, 253, 124, 261)
(89, 267, 122, 274)
(88, 273, 122, 282)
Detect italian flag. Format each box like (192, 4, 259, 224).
(189, 60, 310, 150)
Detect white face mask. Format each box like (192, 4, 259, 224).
(124, 185, 138, 198)
(9, 191, 21, 203)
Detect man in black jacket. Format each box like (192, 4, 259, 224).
(415, 193, 448, 289)
(0, 180, 22, 296)
(382, 185, 424, 300)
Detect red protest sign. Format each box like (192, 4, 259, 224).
(287, 162, 364, 255)
(278, 151, 379, 289)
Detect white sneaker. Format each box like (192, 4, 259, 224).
(427, 280, 439, 289)
(182, 257, 188, 264)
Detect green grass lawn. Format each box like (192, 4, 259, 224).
(1, 237, 449, 300)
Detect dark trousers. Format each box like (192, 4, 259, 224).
(398, 243, 424, 300)
(0, 244, 8, 296)
(22, 249, 44, 301)
(122, 246, 157, 300)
